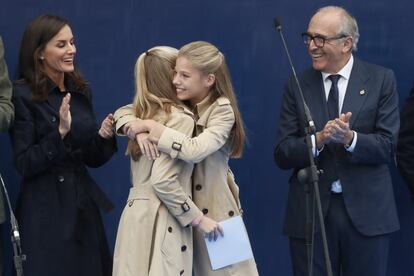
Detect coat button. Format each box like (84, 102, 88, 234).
(57, 175, 65, 182)
(202, 208, 208, 215)
(181, 245, 187, 252)
(128, 201, 133, 207)
(228, 210, 234, 217)
(51, 116, 57, 123)
(168, 227, 172, 233)
(180, 270, 184, 275)
(195, 184, 202, 191)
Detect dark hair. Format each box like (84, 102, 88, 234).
(17, 14, 86, 101)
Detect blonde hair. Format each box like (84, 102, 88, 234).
(178, 41, 245, 158)
(127, 46, 182, 160)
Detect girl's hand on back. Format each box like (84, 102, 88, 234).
(125, 119, 153, 140)
(136, 132, 159, 160)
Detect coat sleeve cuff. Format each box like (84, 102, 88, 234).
(115, 116, 139, 136)
(156, 127, 186, 159)
(172, 198, 203, 227)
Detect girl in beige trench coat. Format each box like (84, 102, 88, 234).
(114, 41, 259, 276)
(112, 46, 222, 276)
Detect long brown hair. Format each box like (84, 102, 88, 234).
(17, 14, 86, 101)
(178, 41, 245, 158)
(127, 46, 183, 160)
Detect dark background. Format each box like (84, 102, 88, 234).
(1, 0, 413, 275)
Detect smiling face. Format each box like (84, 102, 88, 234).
(40, 24, 76, 85)
(172, 56, 215, 106)
(306, 10, 352, 74)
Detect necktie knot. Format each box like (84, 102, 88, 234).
(328, 74, 341, 86)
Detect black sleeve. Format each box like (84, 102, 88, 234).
(10, 93, 68, 178)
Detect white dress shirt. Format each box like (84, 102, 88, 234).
(311, 55, 357, 193)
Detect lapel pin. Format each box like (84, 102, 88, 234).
(359, 90, 365, 95)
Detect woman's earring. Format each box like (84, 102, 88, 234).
(40, 56, 44, 60)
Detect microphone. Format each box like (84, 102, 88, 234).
(273, 18, 281, 31)
(273, 17, 315, 133)
(297, 167, 324, 186)
(297, 167, 311, 184)
(0, 172, 25, 276)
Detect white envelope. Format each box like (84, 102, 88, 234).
(204, 215, 254, 270)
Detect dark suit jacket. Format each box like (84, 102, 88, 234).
(274, 58, 400, 238)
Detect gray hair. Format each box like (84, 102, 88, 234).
(317, 6, 360, 51)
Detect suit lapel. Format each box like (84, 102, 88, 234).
(302, 69, 329, 131)
(341, 59, 370, 129)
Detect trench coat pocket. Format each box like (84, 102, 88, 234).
(114, 186, 162, 275)
(127, 185, 161, 205)
(125, 186, 162, 230)
(160, 207, 189, 274)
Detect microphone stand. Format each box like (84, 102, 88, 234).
(0, 173, 25, 276)
(273, 18, 333, 276)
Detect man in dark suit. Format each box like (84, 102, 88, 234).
(274, 6, 399, 276)
(0, 35, 13, 276)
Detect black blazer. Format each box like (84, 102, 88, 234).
(274, 58, 400, 238)
(9, 79, 116, 275)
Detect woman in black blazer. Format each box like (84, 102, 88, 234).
(9, 14, 116, 276)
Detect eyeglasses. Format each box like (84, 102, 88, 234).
(301, 32, 348, 48)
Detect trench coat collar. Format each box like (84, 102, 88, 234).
(46, 75, 85, 96)
(194, 95, 230, 127)
(181, 106, 195, 118)
(193, 93, 213, 121)
(45, 75, 89, 113)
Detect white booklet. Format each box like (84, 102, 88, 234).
(204, 215, 254, 270)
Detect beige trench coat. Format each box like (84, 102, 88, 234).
(113, 106, 202, 276)
(113, 97, 259, 275)
(153, 96, 259, 276)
